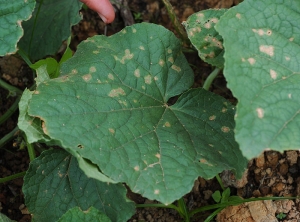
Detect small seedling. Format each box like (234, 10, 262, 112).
(133, 12, 143, 23)
(276, 212, 287, 220)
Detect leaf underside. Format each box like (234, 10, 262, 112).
(27, 23, 247, 204)
(216, 0, 300, 159)
(183, 9, 227, 68)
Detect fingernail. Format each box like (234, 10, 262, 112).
(98, 14, 107, 23)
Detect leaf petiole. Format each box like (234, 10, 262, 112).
(0, 171, 26, 184)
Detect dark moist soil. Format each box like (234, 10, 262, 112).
(1, 1, 300, 221)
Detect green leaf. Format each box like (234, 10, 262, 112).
(58, 206, 112, 222)
(221, 187, 230, 203)
(0, 0, 35, 55)
(31, 58, 59, 78)
(216, 0, 300, 159)
(59, 36, 73, 65)
(74, 151, 116, 183)
(27, 23, 247, 204)
(212, 191, 221, 203)
(0, 213, 16, 222)
(23, 149, 135, 222)
(183, 9, 227, 68)
(18, 0, 82, 61)
(18, 89, 53, 144)
(227, 196, 243, 202)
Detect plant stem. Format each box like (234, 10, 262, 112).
(177, 198, 190, 222)
(161, 0, 189, 45)
(215, 174, 225, 191)
(0, 79, 23, 95)
(204, 207, 225, 222)
(188, 196, 299, 218)
(0, 171, 26, 183)
(18, 48, 33, 66)
(0, 127, 19, 149)
(0, 96, 21, 125)
(25, 135, 36, 161)
(203, 67, 221, 91)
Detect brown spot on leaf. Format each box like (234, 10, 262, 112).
(108, 73, 114, 80)
(159, 59, 165, 67)
(134, 69, 140, 78)
(89, 66, 96, 72)
(114, 49, 134, 64)
(209, 115, 216, 120)
(171, 65, 181, 72)
(82, 74, 92, 82)
(168, 57, 174, 63)
(200, 158, 208, 163)
(259, 45, 274, 56)
(144, 75, 152, 84)
(270, 69, 277, 80)
(108, 88, 126, 97)
(42, 121, 48, 135)
(256, 108, 264, 118)
(221, 107, 227, 113)
(221, 126, 230, 133)
(248, 58, 256, 65)
(164, 122, 171, 127)
(109, 128, 115, 134)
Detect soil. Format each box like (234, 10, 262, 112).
(1, 0, 300, 222)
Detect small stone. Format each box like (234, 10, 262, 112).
(266, 151, 280, 168)
(199, 177, 206, 187)
(146, 214, 152, 221)
(272, 182, 285, 194)
(286, 151, 298, 165)
(203, 190, 213, 200)
(266, 167, 272, 175)
(256, 153, 265, 168)
(259, 186, 270, 196)
(287, 175, 294, 184)
(279, 163, 289, 175)
(275, 200, 294, 213)
(236, 188, 245, 197)
(192, 178, 200, 193)
(252, 189, 261, 197)
(289, 164, 299, 174)
(254, 168, 261, 174)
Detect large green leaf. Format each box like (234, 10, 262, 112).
(23, 149, 135, 222)
(0, 0, 35, 55)
(216, 0, 300, 159)
(58, 207, 111, 222)
(183, 9, 227, 68)
(18, 0, 82, 61)
(27, 23, 247, 204)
